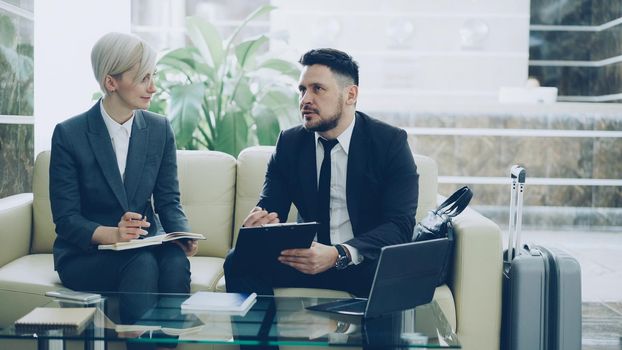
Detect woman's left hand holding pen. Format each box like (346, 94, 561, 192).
(90, 212, 150, 244)
(116, 212, 150, 242)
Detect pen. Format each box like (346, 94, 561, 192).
(137, 205, 149, 239)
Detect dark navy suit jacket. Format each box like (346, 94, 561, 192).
(258, 111, 419, 261)
(49, 102, 189, 269)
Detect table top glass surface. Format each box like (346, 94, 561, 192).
(0, 291, 460, 348)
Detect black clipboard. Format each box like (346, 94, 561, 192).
(234, 222, 319, 267)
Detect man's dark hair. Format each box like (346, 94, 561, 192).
(299, 48, 359, 86)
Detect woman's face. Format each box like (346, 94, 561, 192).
(109, 64, 156, 110)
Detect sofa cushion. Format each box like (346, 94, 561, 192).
(177, 151, 236, 258)
(234, 147, 298, 244)
(31, 152, 55, 254)
(433, 284, 457, 331)
(189, 256, 226, 292)
(0, 254, 62, 294)
(0, 194, 33, 267)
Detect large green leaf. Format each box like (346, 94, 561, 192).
(186, 16, 224, 70)
(158, 49, 198, 79)
(231, 77, 255, 111)
(214, 110, 249, 157)
(235, 35, 268, 70)
(258, 58, 301, 80)
(168, 83, 204, 148)
(148, 93, 167, 115)
(159, 47, 216, 81)
(226, 4, 275, 46)
(253, 105, 281, 146)
(258, 88, 300, 128)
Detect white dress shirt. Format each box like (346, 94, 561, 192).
(315, 115, 363, 265)
(100, 101, 134, 181)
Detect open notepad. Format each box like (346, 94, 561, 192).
(15, 307, 96, 333)
(98, 232, 206, 251)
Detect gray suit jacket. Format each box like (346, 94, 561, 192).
(49, 101, 189, 269)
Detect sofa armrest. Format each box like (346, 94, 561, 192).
(0, 194, 33, 268)
(450, 205, 503, 350)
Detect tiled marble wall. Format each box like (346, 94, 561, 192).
(0, 0, 34, 198)
(0, 5, 34, 116)
(529, 0, 622, 101)
(378, 106, 622, 230)
(0, 124, 33, 198)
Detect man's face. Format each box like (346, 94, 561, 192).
(298, 64, 347, 132)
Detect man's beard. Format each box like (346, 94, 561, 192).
(305, 112, 340, 132)
(302, 99, 343, 133)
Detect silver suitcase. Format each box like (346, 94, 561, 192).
(501, 165, 582, 350)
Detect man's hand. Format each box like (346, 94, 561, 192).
(242, 206, 279, 227)
(173, 239, 199, 257)
(278, 242, 339, 275)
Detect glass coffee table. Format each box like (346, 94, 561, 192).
(0, 291, 460, 349)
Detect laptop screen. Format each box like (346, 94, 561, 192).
(364, 238, 450, 318)
(306, 238, 451, 318)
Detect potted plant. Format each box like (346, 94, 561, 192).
(150, 4, 301, 156)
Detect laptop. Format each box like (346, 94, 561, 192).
(306, 238, 451, 318)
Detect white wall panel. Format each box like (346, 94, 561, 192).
(270, 0, 530, 108)
(34, 0, 131, 155)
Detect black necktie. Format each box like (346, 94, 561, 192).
(318, 138, 339, 245)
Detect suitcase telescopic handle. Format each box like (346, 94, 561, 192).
(511, 165, 526, 183)
(507, 165, 527, 263)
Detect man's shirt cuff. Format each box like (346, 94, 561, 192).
(342, 244, 364, 265)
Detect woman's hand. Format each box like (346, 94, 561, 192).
(116, 212, 150, 242)
(91, 212, 150, 244)
(173, 239, 199, 257)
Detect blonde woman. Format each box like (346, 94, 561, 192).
(49, 32, 197, 324)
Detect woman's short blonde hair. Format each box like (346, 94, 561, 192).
(91, 32, 156, 95)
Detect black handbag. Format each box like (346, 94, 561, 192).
(412, 186, 473, 286)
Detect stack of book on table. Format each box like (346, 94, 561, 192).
(181, 292, 257, 316)
(15, 307, 96, 333)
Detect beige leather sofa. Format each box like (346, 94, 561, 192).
(0, 146, 503, 350)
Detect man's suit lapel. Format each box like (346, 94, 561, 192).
(124, 110, 149, 204)
(86, 102, 129, 211)
(298, 131, 318, 219)
(346, 113, 368, 231)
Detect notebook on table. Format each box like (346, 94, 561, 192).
(306, 238, 451, 318)
(181, 291, 257, 315)
(15, 307, 96, 333)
